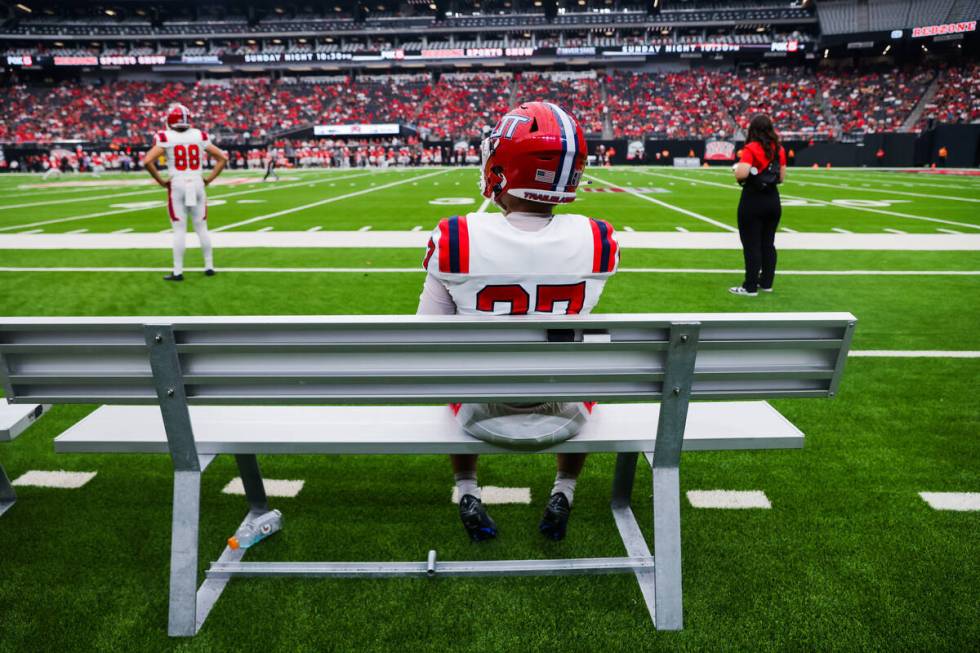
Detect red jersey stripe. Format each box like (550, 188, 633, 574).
(437, 218, 451, 273)
(157, 131, 167, 143)
(457, 216, 470, 274)
(589, 219, 603, 273)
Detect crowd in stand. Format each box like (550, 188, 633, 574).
(916, 63, 980, 131)
(819, 67, 934, 134)
(0, 64, 975, 149)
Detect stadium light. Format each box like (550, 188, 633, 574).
(823, 48, 829, 58)
(105, 9, 116, 16)
(882, 44, 891, 55)
(15, 3, 31, 13)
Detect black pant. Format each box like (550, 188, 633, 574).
(737, 187, 781, 292)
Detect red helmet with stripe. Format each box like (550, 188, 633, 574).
(480, 101, 587, 206)
(165, 103, 191, 130)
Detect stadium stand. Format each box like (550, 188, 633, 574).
(2, 62, 975, 147)
(916, 62, 980, 129)
(819, 67, 936, 135)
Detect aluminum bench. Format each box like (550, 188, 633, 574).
(0, 398, 51, 516)
(0, 312, 856, 636)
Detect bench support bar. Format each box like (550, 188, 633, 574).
(207, 555, 655, 579)
(0, 462, 15, 517)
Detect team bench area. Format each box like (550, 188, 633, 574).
(0, 313, 856, 637)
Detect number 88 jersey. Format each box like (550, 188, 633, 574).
(154, 128, 210, 180)
(423, 213, 619, 316)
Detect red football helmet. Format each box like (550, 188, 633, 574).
(480, 101, 587, 206)
(165, 103, 191, 130)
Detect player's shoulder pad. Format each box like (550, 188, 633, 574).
(588, 217, 619, 274)
(200, 129, 209, 142)
(156, 131, 168, 144)
(423, 215, 470, 274)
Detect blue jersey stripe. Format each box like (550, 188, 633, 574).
(448, 216, 460, 273)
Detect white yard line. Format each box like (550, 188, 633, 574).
(918, 492, 980, 511)
(213, 169, 451, 232)
(789, 170, 980, 191)
(781, 227, 798, 233)
(687, 490, 771, 509)
(585, 172, 738, 233)
(65, 228, 88, 234)
(476, 197, 493, 213)
(779, 177, 980, 203)
(257, 227, 274, 232)
(0, 186, 161, 211)
(223, 477, 304, 498)
(112, 228, 134, 234)
(451, 486, 531, 505)
(306, 226, 322, 232)
(358, 225, 373, 231)
(831, 228, 852, 234)
(411, 225, 423, 232)
(849, 350, 980, 358)
(641, 169, 980, 231)
(675, 226, 689, 233)
(936, 228, 961, 234)
(0, 170, 375, 233)
(3, 266, 977, 277)
(2, 230, 978, 250)
(19, 228, 43, 234)
(883, 228, 907, 234)
(12, 470, 97, 489)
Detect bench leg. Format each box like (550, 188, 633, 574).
(234, 454, 269, 513)
(652, 464, 683, 630)
(611, 452, 638, 509)
(169, 469, 203, 637)
(0, 462, 16, 517)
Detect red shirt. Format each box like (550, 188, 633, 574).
(740, 141, 787, 170)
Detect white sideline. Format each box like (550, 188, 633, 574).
(12, 470, 97, 489)
(222, 477, 305, 498)
(2, 266, 978, 276)
(849, 351, 980, 358)
(918, 492, 980, 511)
(0, 231, 978, 250)
(213, 168, 452, 231)
(585, 172, 738, 233)
(640, 170, 980, 231)
(451, 486, 532, 505)
(686, 490, 772, 509)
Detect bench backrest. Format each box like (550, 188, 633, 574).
(0, 313, 856, 405)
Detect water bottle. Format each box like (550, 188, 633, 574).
(227, 509, 283, 550)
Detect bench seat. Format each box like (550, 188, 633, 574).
(54, 401, 803, 455)
(0, 398, 50, 442)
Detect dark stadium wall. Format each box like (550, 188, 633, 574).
(927, 125, 980, 167)
(861, 133, 918, 167)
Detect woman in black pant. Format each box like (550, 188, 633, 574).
(730, 114, 786, 296)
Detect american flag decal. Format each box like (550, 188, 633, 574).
(535, 168, 556, 183)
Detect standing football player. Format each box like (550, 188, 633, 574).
(142, 103, 228, 282)
(417, 102, 619, 542)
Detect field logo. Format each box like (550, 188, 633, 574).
(704, 141, 736, 161)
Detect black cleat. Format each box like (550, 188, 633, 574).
(459, 494, 497, 542)
(539, 492, 572, 541)
(163, 273, 184, 282)
(204, 269, 216, 276)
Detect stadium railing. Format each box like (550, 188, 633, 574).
(0, 313, 855, 636)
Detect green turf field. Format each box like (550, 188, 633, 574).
(0, 166, 977, 652)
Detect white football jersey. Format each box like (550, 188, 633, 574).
(153, 127, 211, 180)
(423, 212, 619, 316)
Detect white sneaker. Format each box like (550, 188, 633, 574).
(729, 286, 758, 297)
